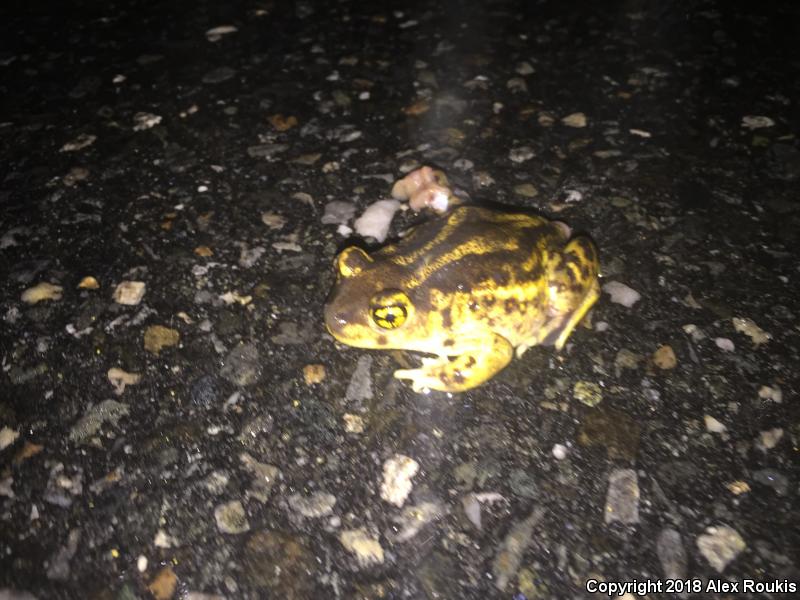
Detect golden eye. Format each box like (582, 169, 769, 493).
(369, 289, 412, 330)
(371, 303, 407, 329)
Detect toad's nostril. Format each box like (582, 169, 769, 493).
(324, 304, 349, 327)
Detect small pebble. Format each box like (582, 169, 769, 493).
(573, 381, 602, 407)
(148, 567, 177, 600)
(652, 345, 677, 369)
(602, 281, 641, 307)
(513, 183, 539, 197)
(21, 282, 63, 304)
(515, 61, 535, 75)
(741, 115, 774, 129)
(604, 468, 640, 525)
(261, 211, 286, 230)
(732, 317, 771, 346)
(696, 525, 745, 573)
(288, 492, 336, 518)
(552, 444, 568, 460)
(509, 146, 535, 163)
(143, 325, 180, 356)
(214, 500, 250, 534)
(339, 528, 384, 566)
(107, 368, 141, 395)
(345, 355, 373, 402)
(758, 428, 783, 450)
(0, 427, 20, 451)
(321, 201, 356, 226)
(60, 133, 97, 152)
(353, 199, 400, 242)
(715, 337, 735, 352)
(561, 112, 587, 128)
(343, 413, 364, 433)
(704, 415, 727, 434)
(380, 454, 419, 507)
(757, 385, 782, 403)
(112, 281, 145, 305)
(656, 528, 687, 580)
(205, 25, 238, 41)
(302, 364, 326, 385)
(133, 112, 162, 131)
(726, 480, 751, 495)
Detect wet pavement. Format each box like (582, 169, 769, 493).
(1, 0, 799, 598)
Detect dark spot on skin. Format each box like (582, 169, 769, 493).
(484, 295, 495, 307)
(444, 338, 454, 347)
(488, 318, 496, 327)
(528, 264, 544, 280)
(441, 307, 452, 328)
(566, 262, 578, 283)
(468, 300, 479, 311)
(465, 356, 476, 368)
(377, 335, 387, 345)
(453, 371, 464, 384)
(439, 373, 451, 385)
(504, 298, 517, 314)
(494, 270, 509, 287)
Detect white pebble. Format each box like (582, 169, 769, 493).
(602, 281, 641, 307)
(353, 199, 400, 243)
(757, 385, 782, 403)
(0, 427, 20, 451)
(552, 444, 568, 460)
(137, 555, 148, 572)
(205, 25, 238, 42)
(132, 112, 162, 131)
(509, 146, 535, 163)
(704, 415, 727, 434)
(741, 115, 774, 129)
(758, 428, 783, 450)
(715, 337, 735, 352)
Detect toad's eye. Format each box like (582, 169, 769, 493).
(370, 290, 411, 330)
(372, 304, 407, 329)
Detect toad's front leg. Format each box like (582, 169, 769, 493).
(394, 334, 514, 393)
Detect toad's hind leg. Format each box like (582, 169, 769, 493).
(553, 277, 600, 350)
(552, 237, 600, 351)
(394, 333, 514, 393)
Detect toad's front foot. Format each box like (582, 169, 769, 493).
(394, 334, 514, 393)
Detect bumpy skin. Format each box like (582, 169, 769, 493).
(324, 171, 600, 393)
